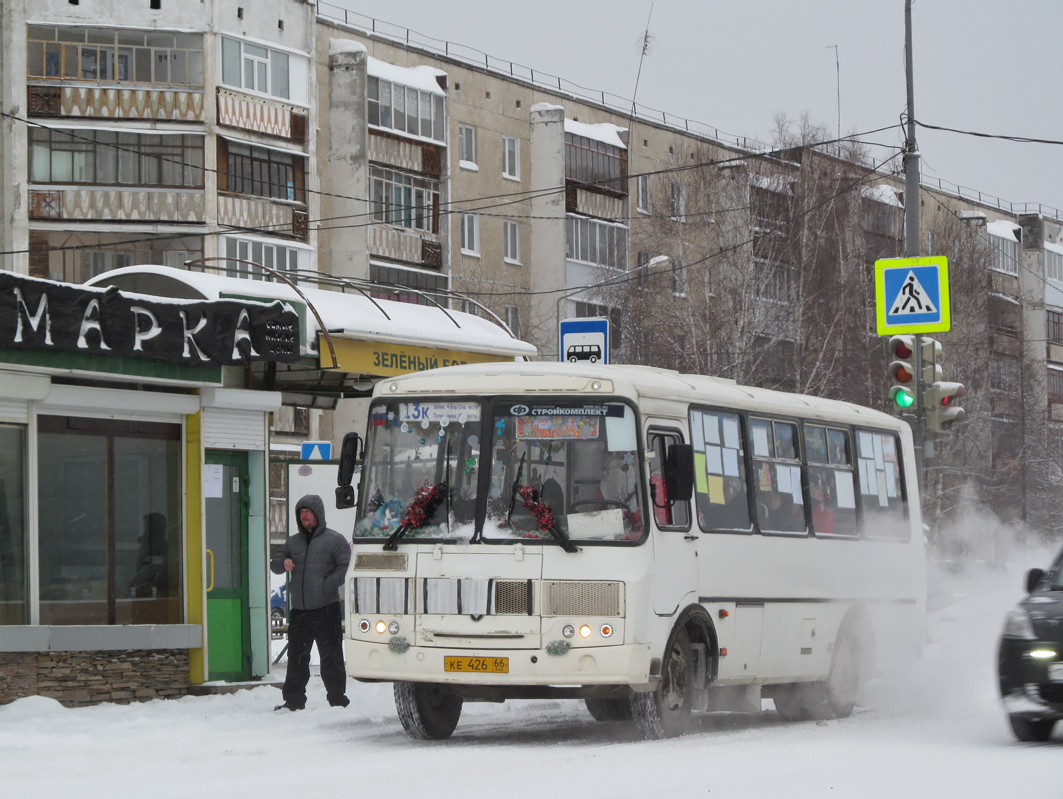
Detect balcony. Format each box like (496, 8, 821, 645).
(217, 194, 308, 242)
(29, 188, 204, 223)
(28, 85, 205, 123)
(217, 88, 307, 144)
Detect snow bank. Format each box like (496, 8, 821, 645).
(563, 119, 627, 150)
(329, 38, 366, 57)
(987, 219, 1021, 242)
(367, 56, 446, 95)
(861, 184, 904, 207)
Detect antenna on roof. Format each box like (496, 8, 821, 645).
(628, 3, 654, 122)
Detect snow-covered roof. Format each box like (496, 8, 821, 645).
(563, 119, 627, 150)
(861, 184, 904, 208)
(366, 56, 446, 96)
(987, 220, 1021, 242)
(329, 38, 367, 57)
(750, 173, 795, 195)
(1045, 240, 1063, 257)
(85, 266, 536, 360)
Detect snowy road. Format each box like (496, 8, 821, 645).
(1, 569, 1058, 798)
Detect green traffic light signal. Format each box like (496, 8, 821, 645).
(890, 386, 915, 408)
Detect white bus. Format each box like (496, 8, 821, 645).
(337, 362, 926, 740)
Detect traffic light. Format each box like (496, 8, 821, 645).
(925, 381, 967, 433)
(920, 337, 942, 386)
(888, 335, 916, 409)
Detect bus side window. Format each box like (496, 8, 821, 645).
(647, 431, 691, 530)
(751, 418, 806, 534)
(855, 430, 908, 539)
(804, 424, 858, 536)
(689, 409, 751, 532)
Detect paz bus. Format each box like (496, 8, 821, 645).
(335, 362, 926, 739)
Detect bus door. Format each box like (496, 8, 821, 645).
(647, 427, 697, 614)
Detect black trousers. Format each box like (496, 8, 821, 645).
(283, 602, 347, 707)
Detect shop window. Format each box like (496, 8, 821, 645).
(0, 426, 28, 625)
(27, 25, 204, 87)
(37, 416, 182, 626)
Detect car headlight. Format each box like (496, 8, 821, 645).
(1002, 607, 1037, 640)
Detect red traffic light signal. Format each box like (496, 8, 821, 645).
(926, 381, 967, 433)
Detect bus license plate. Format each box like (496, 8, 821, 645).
(444, 656, 509, 674)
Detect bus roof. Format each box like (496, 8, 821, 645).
(374, 361, 905, 432)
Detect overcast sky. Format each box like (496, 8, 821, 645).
(328, 0, 1063, 213)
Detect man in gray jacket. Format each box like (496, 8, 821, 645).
(271, 494, 351, 710)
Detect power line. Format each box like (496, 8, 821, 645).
(915, 118, 1063, 147)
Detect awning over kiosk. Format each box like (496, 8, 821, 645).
(87, 265, 537, 400)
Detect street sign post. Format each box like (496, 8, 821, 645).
(875, 256, 950, 335)
(558, 317, 609, 364)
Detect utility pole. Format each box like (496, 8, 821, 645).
(903, 0, 927, 495)
(826, 45, 840, 143)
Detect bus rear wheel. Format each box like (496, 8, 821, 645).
(630, 627, 694, 739)
(394, 681, 463, 740)
(774, 631, 861, 721)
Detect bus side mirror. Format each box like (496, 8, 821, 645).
(664, 443, 694, 502)
(335, 432, 362, 509)
(1025, 567, 1045, 595)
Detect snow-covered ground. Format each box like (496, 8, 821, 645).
(2, 561, 1059, 798)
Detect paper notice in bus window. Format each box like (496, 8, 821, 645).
(690, 413, 705, 451)
(791, 466, 803, 504)
(758, 463, 773, 492)
(705, 414, 721, 446)
(723, 417, 740, 450)
(884, 462, 897, 497)
(872, 435, 884, 470)
(707, 474, 725, 504)
(776, 463, 792, 493)
(752, 426, 771, 458)
(694, 453, 709, 494)
(857, 431, 874, 459)
(706, 445, 723, 475)
(858, 459, 872, 495)
(834, 470, 856, 509)
(723, 448, 740, 477)
(515, 416, 599, 440)
(876, 470, 889, 507)
(882, 435, 897, 462)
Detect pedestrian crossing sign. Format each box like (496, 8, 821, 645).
(875, 256, 950, 335)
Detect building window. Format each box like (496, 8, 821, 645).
(574, 301, 621, 349)
(670, 182, 685, 221)
(636, 174, 651, 213)
(755, 259, 791, 304)
(672, 258, 686, 296)
(32, 232, 202, 284)
(367, 75, 445, 143)
(1048, 310, 1063, 345)
(224, 141, 305, 203)
(223, 236, 306, 280)
(369, 166, 439, 233)
(461, 214, 480, 256)
(29, 129, 204, 188)
(458, 124, 477, 167)
(505, 305, 521, 338)
(989, 356, 1021, 392)
(503, 220, 521, 264)
(502, 136, 519, 180)
(0, 425, 28, 625)
(1046, 249, 1063, 283)
(753, 186, 791, 230)
(565, 215, 628, 270)
(37, 416, 183, 626)
(370, 262, 449, 306)
(1049, 368, 1063, 403)
(460, 299, 481, 316)
(28, 25, 204, 87)
(221, 36, 307, 104)
(636, 251, 652, 289)
(564, 132, 627, 193)
(989, 233, 1020, 275)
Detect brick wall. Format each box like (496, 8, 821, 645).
(0, 650, 190, 707)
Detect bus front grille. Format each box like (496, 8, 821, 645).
(542, 580, 623, 617)
(353, 553, 408, 571)
(493, 580, 533, 615)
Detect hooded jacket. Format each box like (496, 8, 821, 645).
(270, 494, 351, 611)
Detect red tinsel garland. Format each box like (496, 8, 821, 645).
(401, 482, 446, 529)
(517, 485, 556, 533)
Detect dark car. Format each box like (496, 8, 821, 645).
(998, 545, 1063, 742)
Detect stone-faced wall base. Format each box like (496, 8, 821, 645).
(0, 650, 190, 707)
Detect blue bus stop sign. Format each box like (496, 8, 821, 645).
(559, 317, 609, 364)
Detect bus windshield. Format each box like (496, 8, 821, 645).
(354, 400, 482, 541)
(483, 400, 644, 544)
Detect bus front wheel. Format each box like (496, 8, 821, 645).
(585, 696, 633, 722)
(630, 627, 694, 739)
(394, 681, 463, 740)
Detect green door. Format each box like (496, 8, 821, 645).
(205, 450, 251, 681)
